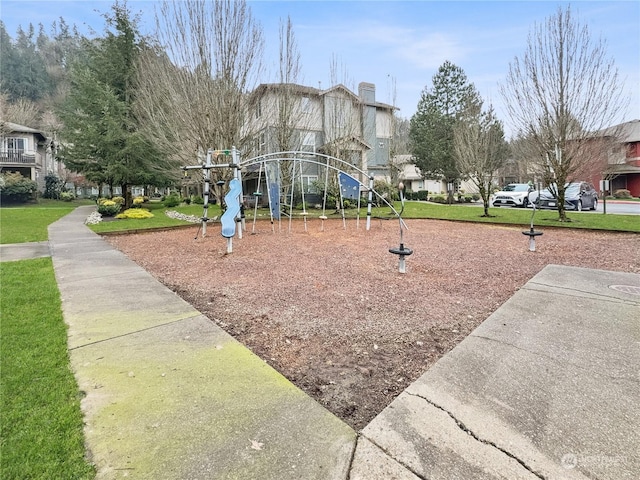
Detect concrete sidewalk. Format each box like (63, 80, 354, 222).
(47, 206, 355, 479)
(0, 240, 50, 262)
(352, 266, 640, 480)
(37, 207, 640, 479)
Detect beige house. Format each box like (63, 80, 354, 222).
(0, 122, 60, 192)
(245, 82, 396, 182)
(394, 154, 478, 196)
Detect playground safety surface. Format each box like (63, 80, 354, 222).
(104, 214, 639, 430)
(10, 205, 634, 478)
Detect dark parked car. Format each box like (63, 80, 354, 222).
(537, 182, 598, 211)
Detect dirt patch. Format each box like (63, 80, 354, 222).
(104, 217, 639, 430)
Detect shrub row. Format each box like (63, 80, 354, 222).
(403, 190, 480, 203)
(403, 190, 430, 201)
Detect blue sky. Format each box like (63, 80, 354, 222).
(2, 0, 638, 133)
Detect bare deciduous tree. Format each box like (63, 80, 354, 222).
(322, 55, 360, 162)
(135, 0, 264, 201)
(500, 5, 627, 221)
(0, 95, 40, 129)
(273, 16, 303, 152)
(454, 102, 509, 216)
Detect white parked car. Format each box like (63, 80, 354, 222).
(492, 183, 533, 208)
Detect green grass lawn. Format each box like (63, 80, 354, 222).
(391, 201, 640, 232)
(0, 207, 74, 244)
(88, 203, 216, 233)
(84, 200, 639, 234)
(0, 199, 94, 244)
(0, 258, 95, 480)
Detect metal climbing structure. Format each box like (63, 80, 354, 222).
(183, 148, 410, 266)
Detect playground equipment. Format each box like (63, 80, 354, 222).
(522, 189, 543, 252)
(388, 182, 413, 273)
(183, 149, 412, 267)
(183, 147, 241, 239)
(220, 178, 242, 253)
(248, 151, 391, 234)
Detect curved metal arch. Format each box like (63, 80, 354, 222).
(240, 151, 369, 179)
(240, 151, 401, 218)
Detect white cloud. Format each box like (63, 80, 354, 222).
(396, 33, 467, 70)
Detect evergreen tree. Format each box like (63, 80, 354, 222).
(36, 19, 85, 102)
(0, 22, 53, 102)
(409, 61, 480, 193)
(58, 1, 177, 205)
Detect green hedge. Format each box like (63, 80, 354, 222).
(0, 172, 37, 203)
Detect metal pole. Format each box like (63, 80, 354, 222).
(264, 160, 275, 233)
(366, 176, 374, 231)
(201, 149, 213, 237)
(319, 159, 330, 231)
(252, 163, 263, 234)
(299, 158, 308, 232)
(288, 158, 295, 233)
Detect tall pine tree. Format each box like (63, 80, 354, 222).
(0, 22, 54, 102)
(409, 61, 480, 194)
(58, 1, 175, 205)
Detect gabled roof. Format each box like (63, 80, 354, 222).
(250, 82, 397, 111)
(320, 84, 396, 111)
(605, 163, 640, 175)
(320, 84, 360, 102)
(393, 155, 422, 180)
(619, 119, 640, 143)
(594, 119, 640, 143)
(2, 122, 48, 142)
(319, 135, 371, 151)
(251, 83, 321, 98)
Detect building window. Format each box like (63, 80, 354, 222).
(347, 150, 361, 167)
(255, 100, 262, 118)
(301, 131, 315, 152)
(301, 175, 318, 193)
(5, 137, 26, 153)
(301, 96, 311, 113)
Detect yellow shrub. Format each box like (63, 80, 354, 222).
(116, 208, 154, 220)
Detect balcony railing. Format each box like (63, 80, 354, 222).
(0, 152, 37, 164)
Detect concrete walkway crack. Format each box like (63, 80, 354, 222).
(351, 434, 428, 480)
(523, 283, 640, 306)
(68, 314, 203, 351)
(406, 392, 547, 480)
(345, 435, 359, 480)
